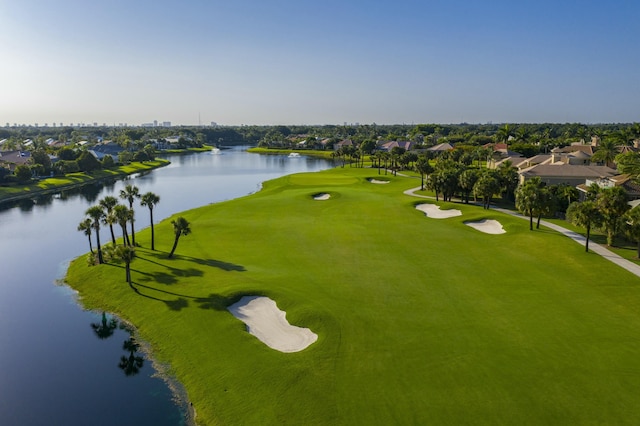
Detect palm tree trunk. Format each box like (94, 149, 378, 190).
(536, 213, 542, 229)
(109, 225, 116, 245)
(169, 235, 180, 258)
(529, 211, 533, 230)
(585, 225, 591, 252)
(149, 209, 155, 250)
(130, 220, 136, 246)
(121, 225, 130, 246)
(88, 235, 94, 254)
(95, 229, 103, 264)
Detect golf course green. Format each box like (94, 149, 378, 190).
(66, 167, 640, 425)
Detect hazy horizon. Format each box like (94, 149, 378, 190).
(1, 0, 639, 126)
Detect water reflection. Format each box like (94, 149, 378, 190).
(119, 337, 145, 377)
(91, 313, 145, 377)
(91, 312, 119, 339)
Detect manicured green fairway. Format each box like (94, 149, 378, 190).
(66, 167, 640, 425)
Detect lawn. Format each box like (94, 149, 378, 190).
(66, 167, 640, 425)
(0, 160, 169, 202)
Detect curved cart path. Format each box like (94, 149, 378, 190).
(404, 186, 640, 278)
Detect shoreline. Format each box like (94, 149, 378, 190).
(0, 160, 170, 206)
(55, 259, 196, 424)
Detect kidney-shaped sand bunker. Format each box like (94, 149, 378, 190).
(227, 296, 318, 353)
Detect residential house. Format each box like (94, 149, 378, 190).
(333, 139, 354, 150)
(518, 163, 617, 186)
(426, 142, 454, 153)
(0, 150, 31, 171)
(577, 174, 640, 201)
(89, 141, 124, 161)
(380, 141, 414, 152)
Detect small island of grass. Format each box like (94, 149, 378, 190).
(66, 167, 640, 425)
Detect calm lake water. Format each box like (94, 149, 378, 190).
(0, 148, 332, 425)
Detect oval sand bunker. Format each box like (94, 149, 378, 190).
(368, 179, 390, 184)
(465, 219, 506, 234)
(228, 296, 318, 353)
(313, 193, 330, 200)
(415, 203, 462, 219)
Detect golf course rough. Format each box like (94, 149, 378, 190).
(65, 167, 640, 425)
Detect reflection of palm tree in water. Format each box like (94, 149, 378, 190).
(119, 338, 144, 377)
(91, 312, 118, 339)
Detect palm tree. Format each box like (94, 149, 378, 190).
(414, 157, 433, 190)
(113, 204, 132, 246)
(596, 186, 629, 246)
(77, 218, 94, 254)
(140, 192, 160, 250)
(591, 138, 620, 168)
(119, 185, 140, 246)
(85, 205, 105, 264)
(458, 169, 479, 204)
(624, 207, 640, 258)
(497, 160, 519, 202)
(168, 216, 191, 258)
(99, 196, 119, 245)
(114, 244, 136, 287)
(473, 171, 500, 209)
(515, 177, 544, 230)
(566, 201, 601, 252)
(495, 124, 513, 144)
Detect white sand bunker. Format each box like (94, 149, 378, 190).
(227, 296, 318, 353)
(415, 203, 462, 219)
(369, 179, 390, 184)
(313, 193, 330, 200)
(465, 219, 506, 234)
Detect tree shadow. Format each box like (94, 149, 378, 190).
(126, 280, 190, 312)
(195, 291, 267, 311)
(179, 255, 247, 272)
(139, 248, 246, 272)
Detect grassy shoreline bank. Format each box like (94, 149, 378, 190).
(247, 146, 335, 159)
(0, 159, 170, 205)
(65, 167, 640, 425)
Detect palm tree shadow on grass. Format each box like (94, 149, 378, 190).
(128, 280, 253, 312)
(136, 248, 246, 275)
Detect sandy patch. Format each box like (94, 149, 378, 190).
(369, 179, 390, 184)
(313, 193, 330, 200)
(465, 219, 506, 234)
(227, 296, 317, 353)
(415, 203, 462, 219)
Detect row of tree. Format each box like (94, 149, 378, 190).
(78, 184, 191, 286)
(565, 186, 640, 255)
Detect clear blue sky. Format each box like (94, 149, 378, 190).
(1, 0, 638, 126)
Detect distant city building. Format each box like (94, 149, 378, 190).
(162, 121, 171, 127)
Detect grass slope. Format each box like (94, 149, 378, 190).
(66, 167, 640, 425)
(0, 160, 169, 203)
